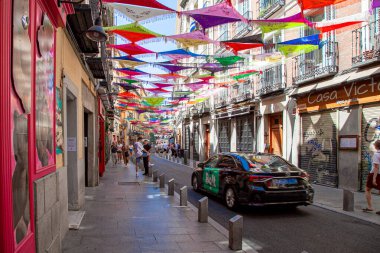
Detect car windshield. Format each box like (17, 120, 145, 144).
(242, 154, 299, 173)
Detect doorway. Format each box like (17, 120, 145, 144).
(269, 113, 283, 156)
(66, 90, 78, 210)
(84, 111, 89, 187)
(204, 124, 210, 160)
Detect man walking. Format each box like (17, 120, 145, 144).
(142, 140, 152, 176)
(134, 137, 148, 177)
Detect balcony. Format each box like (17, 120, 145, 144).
(352, 19, 380, 67)
(258, 0, 285, 19)
(215, 30, 229, 54)
(232, 11, 253, 39)
(256, 65, 285, 96)
(215, 96, 229, 108)
(231, 81, 253, 103)
(292, 41, 338, 85)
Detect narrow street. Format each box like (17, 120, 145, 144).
(151, 156, 380, 253)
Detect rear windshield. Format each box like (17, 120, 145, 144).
(242, 154, 299, 173)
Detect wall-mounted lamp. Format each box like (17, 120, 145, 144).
(85, 17, 108, 42)
(57, 0, 85, 7)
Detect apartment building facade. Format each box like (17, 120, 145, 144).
(175, 0, 380, 191)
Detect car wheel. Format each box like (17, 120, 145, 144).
(192, 175, 199, 192)
(225, 187, 238, 210)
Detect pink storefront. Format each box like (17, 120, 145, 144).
(0, 1, 73, 252)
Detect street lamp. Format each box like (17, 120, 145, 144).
(85, 16, 108, 42)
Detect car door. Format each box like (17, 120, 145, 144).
(202, 155, 220, 195)
(217, 155, 239, 195)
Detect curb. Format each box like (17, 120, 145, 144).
(155, 155, 380, 227)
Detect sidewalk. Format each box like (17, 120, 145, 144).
(62, 162, 253, 253)
(312, 184, 380, 225)
(157, 153, 380, 226)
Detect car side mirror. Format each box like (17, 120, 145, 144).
(198, 163, 204, 168)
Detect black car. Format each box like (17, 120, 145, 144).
(191, 153, 314, 209)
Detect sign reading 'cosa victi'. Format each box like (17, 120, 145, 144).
(298, 81, 380, 112)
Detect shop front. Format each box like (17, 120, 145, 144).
(296, 80, 380, 190)
(0, 1, 73, 252)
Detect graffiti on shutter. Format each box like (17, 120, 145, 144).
(218, 120, 231, 152)
(360, 105, 380, 191)
(236, 114, 254, 152)
(300, 111, 338, 187)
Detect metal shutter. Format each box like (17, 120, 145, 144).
(360, 104, 380, 191)
(300, 111, 338, 187)
(193, 124, 200, 161)
(236, 114, 254, 152)
(184, 125, 190, 150)
(218, 120, 231, 152)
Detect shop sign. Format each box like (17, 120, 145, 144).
(298, 81, 380, 112)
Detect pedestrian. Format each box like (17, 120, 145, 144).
(134, 137, 148, 177)
(175, 142, 180, 158)
(123, 143, 130, 165)
(142, 140, 151, 175)
(111, 142, 118, 166)
(117, 141, 123, 163)
(363, 140, 380, 214)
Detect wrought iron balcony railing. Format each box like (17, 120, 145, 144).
(258, 0, 285, 19)
(292, 41, 339, 85)
(256, 65, 285, 96)
(214, 98, 229, 108)
(352, 19, 380, 67)
(232, 11, 253, 39)
(215, 30, 229, 54)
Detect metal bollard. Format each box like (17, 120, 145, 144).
(180, 186, 188, 206)
(229, 215, 243, 250)
(343, 189, 354, 211)
(148, 165, 153, 177)
(168, 178, 175, 196)
(153, 170, 158, 182)
(159, 174, 165, 188)
(198, 197, 208, 223)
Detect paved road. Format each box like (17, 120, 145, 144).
(151, 156, 380, 253)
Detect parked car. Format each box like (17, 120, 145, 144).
(191, 153, 314, 209)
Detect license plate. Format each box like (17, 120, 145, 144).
(272, 178, 298, 186)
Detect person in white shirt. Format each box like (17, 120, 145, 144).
(363, 140, 380, 214)
(134, 137, 148, 177)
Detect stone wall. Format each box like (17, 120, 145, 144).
(34, 170, 62, 253)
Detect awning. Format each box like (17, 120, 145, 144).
(290, 66, 380, 97)
(67, 4, 99, 54)
(347, 67, 380, 82)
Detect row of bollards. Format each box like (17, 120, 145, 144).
(153, 169, 243, 250)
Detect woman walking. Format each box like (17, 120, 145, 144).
(363, 140, 380, 214)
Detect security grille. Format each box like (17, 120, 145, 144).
(184, 125, 190, 150)
(236, 115, 254, 152)
(193, 124, 200, 161)
(360, 104, 380, 191)
(218, 120, 231, 152)
(300, 111, 338, 187)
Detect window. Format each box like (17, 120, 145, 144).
(217, 156, 236, 168)
(205, 156, 219, 168)
(243, 154, 299, 173)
